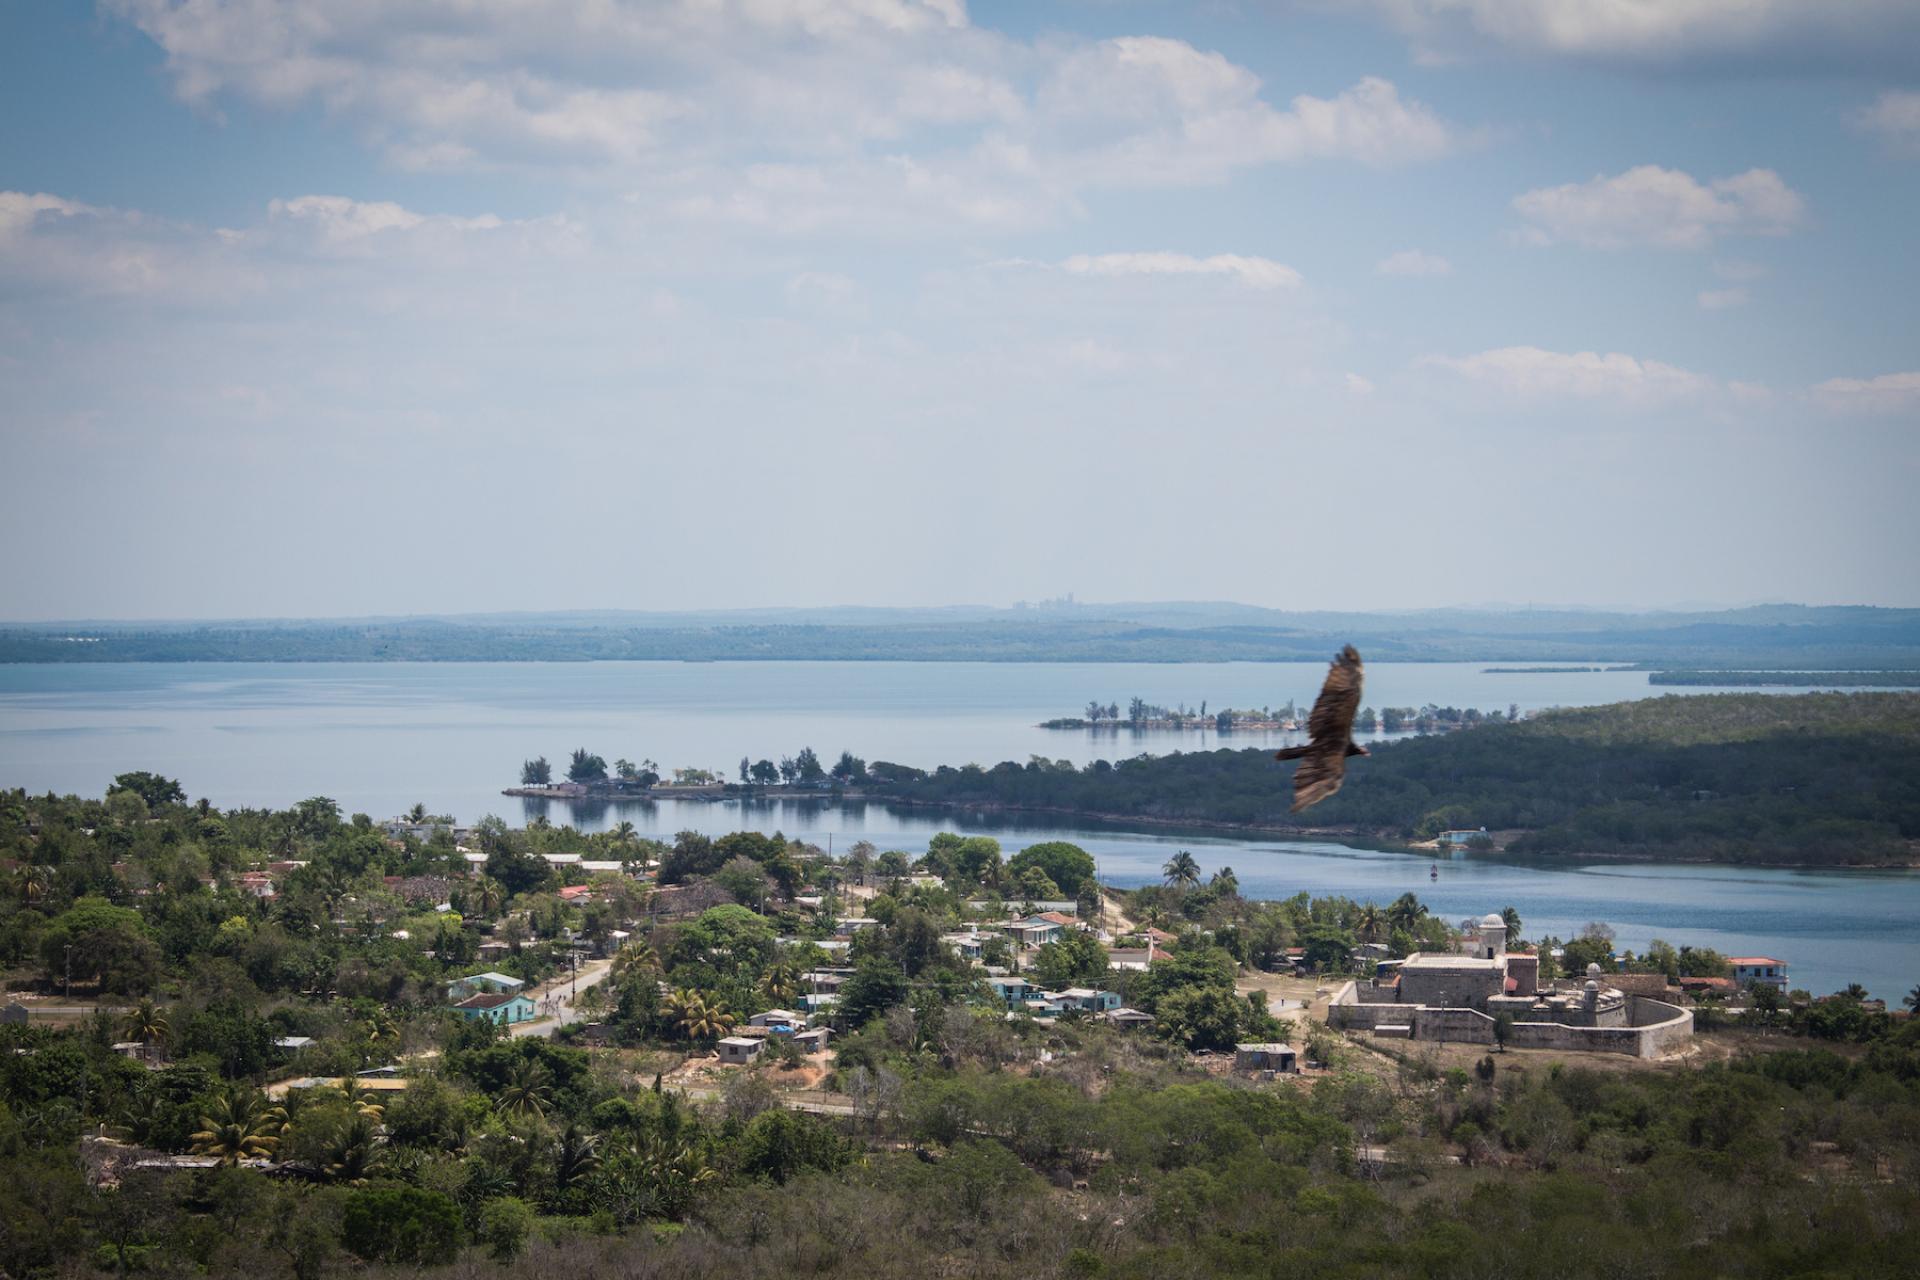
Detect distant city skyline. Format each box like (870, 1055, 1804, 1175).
(3, 2, 1917, 617)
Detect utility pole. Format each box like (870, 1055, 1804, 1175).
(64, 944, 73, 999)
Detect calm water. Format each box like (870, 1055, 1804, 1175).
(0, 660, 1861, 820)
(1, 661, 1913, 998)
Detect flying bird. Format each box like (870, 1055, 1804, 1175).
(1275, 645, 1368, 813)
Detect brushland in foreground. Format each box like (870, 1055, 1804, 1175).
(1, 779, 1917, 1280)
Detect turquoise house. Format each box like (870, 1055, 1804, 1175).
(453, 991, 536, 1024)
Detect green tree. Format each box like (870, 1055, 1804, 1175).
(736, 1109, 851, 1184)
(1032, 932, 1110, 990)
(794, 747, 825, 783)
(519, 756, 552, 786)
(476, 1196, 535, 1261)
(109, 771, 185, 809)
(567, 748, 609, 783)
(189, 1087, 286, 1165)
(1162, 850, 1201, 889)
(40, 898, 161, 995)
(1007, 841, 1097, 897)
(1501, 905, 1523, 947)
(340, 1186, 462, 1265)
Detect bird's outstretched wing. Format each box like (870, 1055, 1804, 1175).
(1306, 645, 1364, 747)
(1290, 748, 1347, 814)
(1288, 646, 1364, 813)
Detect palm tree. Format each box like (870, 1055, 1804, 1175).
(611, 940, 658, 983)
(121, 1000, 170, 1057)
(1209, 866, 1239, 896)
(473, 876, 506, 917)
(1906, 984, 1920, 1014)
(360, 1008, 400, 1054)
(1162, 850, 1201, 890)
(666, 989, 736, 1043)
(190, 1088, 286, 1165)
(1354, 902, 1386, 945)
(10, 862, 50, 907)
(495, 1060, 554, 1119)
(610, 821, 638, 848)
(552, 1123, 602, 1190)
(320, 1112, 386, 1184)
(335, 1079, 387, 1123)
(762, 963, 801, 1006)
(1501, 906, 1524, 947)
(1386, 892, 1427, 935)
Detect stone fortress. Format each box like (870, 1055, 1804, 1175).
(1329, 912, 1694, 1058)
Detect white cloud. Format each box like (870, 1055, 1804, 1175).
(0, 192, 91, 240)
(1697, 288, 1748, 310)
(1857, 90, 1920, 151)
(1513, 165, 1805, 249)
(1375, 248, 1451, 276)
(1815, 371, 1920, 412)
(1422, 345, 1716, 402)
(1345, 372, 1376, 395)
(1059, 252, 1302, 289)
(1361, 1, 1920, 74)
(269, 195, 505, 243)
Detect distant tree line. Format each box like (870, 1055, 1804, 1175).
(866, 694, 1920, 866)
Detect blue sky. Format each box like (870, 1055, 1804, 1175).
(2, 0, 1917, 620)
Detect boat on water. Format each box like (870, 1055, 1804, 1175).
(1429, 863, 1439, 880)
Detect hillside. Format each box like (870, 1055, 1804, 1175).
(4, 603, 1919, 666)
(868, 693, 1920, 865)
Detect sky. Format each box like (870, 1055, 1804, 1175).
(2, 0, 1918, 621)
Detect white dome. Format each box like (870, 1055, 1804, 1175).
(1481, 913, 1506, 929)
(1586, 962, 1603, 977)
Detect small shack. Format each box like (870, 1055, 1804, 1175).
(1234, 1042, 1298, 1074)
(717, 1036, 764, 1064)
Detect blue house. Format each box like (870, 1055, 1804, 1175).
(448, 971, 525, 1001)
(1730, 956, 1789, 992)
(1047, 988, 1122, 1013)
(988, 976, 1039, 1008)
(453, 991, 536, 1024)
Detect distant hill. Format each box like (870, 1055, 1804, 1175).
(2, 603, 1917, 667)
(864, 693, 1920, 866)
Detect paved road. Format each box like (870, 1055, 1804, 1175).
(510, 956, 615, 1038)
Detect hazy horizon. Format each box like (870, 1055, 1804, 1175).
(4, 2, 1918, 618)
(4, 597, 1915, 629)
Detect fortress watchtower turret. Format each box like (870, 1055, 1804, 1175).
(1476, 912, 1507, 960)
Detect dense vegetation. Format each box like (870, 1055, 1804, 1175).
(869, 694, 1920, 865)
(3, 779, 1919, 1279)
(1650, 669, 1920, 686)
(5, 603, 1918, 666)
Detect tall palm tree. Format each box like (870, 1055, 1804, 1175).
(121, 1000, 170, 1056)
(666, 989, 736, 1043)
(495, 1060, 553, 1119)
(335, 1079, 387, 1123)
(1354, 902, 1386, 945)
(320, 1112, 387, 1184)
(761, 963, 800, 1006)
(553, 1123, 602, 1190)
(1906, 984, 1920, 1014)
(473, 876, 506, 916)
(611, 940, 658, 983)
(10, 862, 50, 907)
(610, 821, 638, 848)
(1501, 906, 1524, 948)
(1162, 850, 1201, 890)
(1386, 892, 1427, 935)
(190, 1088, 287, 1165)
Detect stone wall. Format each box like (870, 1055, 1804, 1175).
(1331, 984, 1694, 1059)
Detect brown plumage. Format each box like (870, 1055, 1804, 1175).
(1274, 645, 1368, 813)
